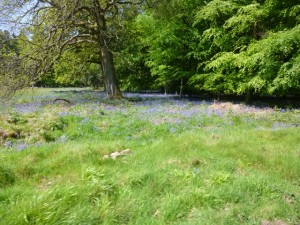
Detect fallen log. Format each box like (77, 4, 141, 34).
(52, 98, 72, 104)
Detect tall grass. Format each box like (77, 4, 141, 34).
(0, 89, 299, 224)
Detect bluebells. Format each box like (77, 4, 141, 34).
(2, 138, 46, 152)
(272, 122, 294, 130)
(80, 118, 89, 124)
(16, 142, 27, 151)
(228, 121, 234, 126)
(170, 127, 176, 133)
(3, 141, 28, 151)
(56, 135, 68, 143)
(4, 141, 13, 148)
(93, 126, 100, 132)
(14, 102, 43, 114)
(58, 111, 69, 117)
(1, 90, 300, 153)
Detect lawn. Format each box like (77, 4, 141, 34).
(0, 88, 299, 225)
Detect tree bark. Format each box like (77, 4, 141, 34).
(100, 42, 123, 98)
(179, 77, 183, 98)
(92, 0, 123, 99)
(245, 89, 252, 104)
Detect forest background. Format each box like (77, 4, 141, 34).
(0, 0, 299, 100)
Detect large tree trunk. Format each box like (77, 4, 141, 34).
(100, 44, 123, 98)
(92, 0, 122, 98)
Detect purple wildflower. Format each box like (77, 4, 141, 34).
(16, 142, 27, 151)
(4, 141, 13, 148)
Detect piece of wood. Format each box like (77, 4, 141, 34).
(53, 98, 72, 104)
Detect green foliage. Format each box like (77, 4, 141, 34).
(53, 50, 101, 87)
(0, 30, 29, 97)
(139, 0, 200, 94)
(188, 0, 300, 97)
(194, 0, 239, 27)
(202, 24, 300, 95)
(115, 14, 154, 92)
(7, 111, 28, 124)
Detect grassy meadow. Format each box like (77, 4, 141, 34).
(0, 88, 299, 225)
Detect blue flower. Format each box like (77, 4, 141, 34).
(16, 142, 27, 151)
(4, 141, 13, 148)
(170, 127, 176, 133)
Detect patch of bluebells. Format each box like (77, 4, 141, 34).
(1, 140, 45, 152)
(2, 141, 28, 151)
(56, 93, 242, 128)
(136, 97, 298, 131)
(135, 99, 230, 127)
(14, 102, 44, 114)
(227, 121, 234, 127)
(93, 126, 100, 132)
(272, 122, 294, 130)
(56, 134, 68, 143)
(16, 142, 27, 151)
(170, 127, 176, 133)
(2, 91, 300, 152)
(4, 141, 13, 148)
(58, 111, 69, 117)
(80, 117, 89, 125)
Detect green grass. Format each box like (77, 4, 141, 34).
(0, 89, 299, 224)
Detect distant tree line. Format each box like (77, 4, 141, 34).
(0, 0, 299, 100)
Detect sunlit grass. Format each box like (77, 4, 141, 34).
(0, 88, 299, 224)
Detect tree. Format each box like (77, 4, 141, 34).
(0, 0, 151, 98)
(190, 0, 300, 99)
(114, 14, 154, 92)
(140, 0, 201, 96)
(0, 30, 29, 97)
